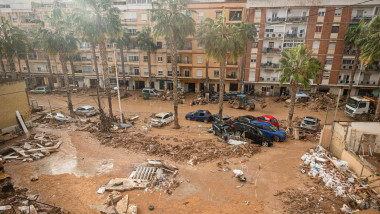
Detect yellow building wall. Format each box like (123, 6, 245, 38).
(0, 81, 31, 132)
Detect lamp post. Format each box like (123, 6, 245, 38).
(113, 43, 123, 123)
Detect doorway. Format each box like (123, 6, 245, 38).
(135, 81, 145, 89)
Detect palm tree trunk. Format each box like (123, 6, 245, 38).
(205, 58, 209, 91)
(99, 39, 113, 119)
(46, 55, 54, 90)
(3, 31, 17, 80)
(17, 55, 22, 79)
(91, 41, 102, 111)
(70, 60, 76, 88)
(147, 50, 152, 88)
(59, 50, 74, 114)
(346, 50, 360, 102)
(97, 13, 113, 119)
(0, 48, 6, 76)
(120, 44, 126, 95)
(287, 81, 297, 128)
(374, 96, 380, 121)
(240, 51, 246, 94)
(170, 25, 180, 129)
(25, 56, 32, 89)
(218, 58, 226, 121)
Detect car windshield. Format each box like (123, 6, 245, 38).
(154, 115, 163, 119)
(86, 107, 95, 111)
(153, 89, 158, 93)
(268, 124, 279, 132)
(270, 118, 277, 123)
(347, 98, 359, 108)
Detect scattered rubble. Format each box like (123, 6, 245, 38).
(99, 132, 261, 165)
(160, 89, 185, 103)
(1, 132, 61, 161)
(300, 146, 380, 212)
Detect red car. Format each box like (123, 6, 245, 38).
(257, 115, 279, 128)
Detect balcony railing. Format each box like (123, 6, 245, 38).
(122, 19, 137, 22)
(366, 64, 380, 71)
(267, 17, 286, 23)
(286, 16, 308, 22)
(285, 33, 305, 38)
(178, 59, 191, 64)
(263, 47, 282, 54)
(261, 63, 279, 68)
(226, 74, 237, 79)
(227, 61, 238, 65)
(343, 49, 357, 55)
(351, 16, 373, 22)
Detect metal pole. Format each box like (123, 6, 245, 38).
(324, 102, 330, 126)
(114, 44, 123, 123)
(328, 87, 342, 150)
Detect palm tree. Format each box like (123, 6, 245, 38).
(70, 8, 104, 112)
(344, 20, 366, 102)
(151, 0, 196, 129)
(360, 16, 380, 120)
(0, 19, 17, 80)
(197, 13, 256, 121)
(136, 27, 157, 89)
(0, 40, 6, 76)
(110, 28, 130, 94)
(76, 0, 122, 119)
(276, 44, 323, 128)
(16, 29, 36, 88)
(45, 8, 77, 114)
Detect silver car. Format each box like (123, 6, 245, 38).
(30, 86, 51, 94)
(300, 116, 320, 132)
(74, 105, 98, 117)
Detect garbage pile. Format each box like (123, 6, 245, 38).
(160, 89, 185, 103)
(1, 132, 61, 162)
(99, 132, 261, 165)
(308, 93, 341, 111)
(190, 94, 208, 105)
(300, 147, 380, 213)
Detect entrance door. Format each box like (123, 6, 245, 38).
(135, 81, 145, 89)
(188, 83, 195, 92)
(230, 83, 238, 91)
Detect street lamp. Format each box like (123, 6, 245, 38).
(113, 43, 123, 123)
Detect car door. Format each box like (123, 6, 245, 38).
(261, 125, 273, 138)
(243, 125, 255, 140)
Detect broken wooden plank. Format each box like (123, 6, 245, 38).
(10, 147, 30, 158)
(3, 155, 19, 160)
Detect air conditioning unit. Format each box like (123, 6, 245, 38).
(361, 81, 364, 84)
(266, 34, 270, 37)
(340, 80, 343, 83)
(272, 34, 275, 37)
(278, 34, 282, 37)
(342, 65, 346, 69)
(267, 78, 270, 81)
(260, 77, 264, 81)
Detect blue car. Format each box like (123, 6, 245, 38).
(250, 121, 286, 142)
(185, 110, 213, 123)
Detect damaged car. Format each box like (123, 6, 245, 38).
(185, 110, 213, 123)
(300, 116, 320, 132)
(212, 121, 237, 141)
(151, 112, 174, 127)
(74, 105, 98, 117)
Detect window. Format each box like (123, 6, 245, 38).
(83, 66, 92, 73)
(254, 9, 261, 18)
(196, 56, 203, 64)
(37, 67, 42, 72)
(143, 56, 148, 62)
(141, 13, 147, 21)
(252, 42, 258, 48)
(335, 9, 342, 16)
(312, 41, 320, 49)
(157, 41, 162, 49)
(216, 11, 222, 18)
(229, 11, 242, 21)
(331, 26, 339, 33)
(315, 26, 322, 33)
(214, 70, 219, 77)
(126, 26, 137, 35)
(167, 55, 171, 63)
(325, 59, 333, 65)
(265, 28, 274, 32)
(343, 59, 354, 64)
(197, 42, 202, 49)
(158, 69, 163, 75)
(108, 56, 113, 62)
(129, 55, 139, 62)
(196, 69, 202, 77)
(125, 12, 137, 22)
(12, 17, 17, 22)
(328, 42, 336, 50)
(198, 12, 204, 20)
(184, 69, 190, 77)
(318, 9, 325, 16)
(143, 68, 149, 75)
(359, 102, 367, 108)
(134, 68, 140, 75)
(157, 56, 163, 62)
(250, 58, 256, 63)
(168, 69, 172, 76)
(23, 66, 27, 71)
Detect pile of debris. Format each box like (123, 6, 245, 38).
(1, 132, 61, 162)
(99, 132, 261, 165)
(190, 93, 208, 105)
(308, 93, 340, 111)
(101, 160, 179, 195)
(160, 89, 185, 103)
(300, 146, 380, 213)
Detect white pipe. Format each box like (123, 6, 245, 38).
(114, 44, 123, 123)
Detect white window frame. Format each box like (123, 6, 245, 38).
(328, 42, 336, 50)
(196, 56, 203, 64)
(158, 69, 163, 75)
(157, 56, 163, 62)
(198, 11, 204, 20)
(312, 41, 320, 49)
(141, 13, 147, 21)
(196, 69, 202, 77)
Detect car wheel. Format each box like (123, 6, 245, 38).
(186, 117, 190, 120)
(273, 136, 280, 142)
(204, 119, 208, 123)
(262, 141, 269, 147)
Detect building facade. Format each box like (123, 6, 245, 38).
(245, 0, 380, 96)
(1, 0, 380, 95)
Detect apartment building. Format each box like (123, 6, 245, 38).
(245, 0, 380, 96)
(0, 0, 248, 93)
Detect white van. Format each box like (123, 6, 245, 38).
(142, 88, 160, 96)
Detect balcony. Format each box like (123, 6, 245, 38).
(226, 74, 237, 79)
(286, 16, 308, 22)
(366, 64, 380, 71)
(227, 61, 238, 65)
(262, 47, 282, 54)
(351, 16, 373, 22)
(343, 49, 357, 55)
(341, 64, 359, 70)
(267, 17, 286, 23)
(285, 33, 305, 39)
(261, 63, 279, 68)
(122, 19, 137, 22)
(178, 58, 191, 64)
